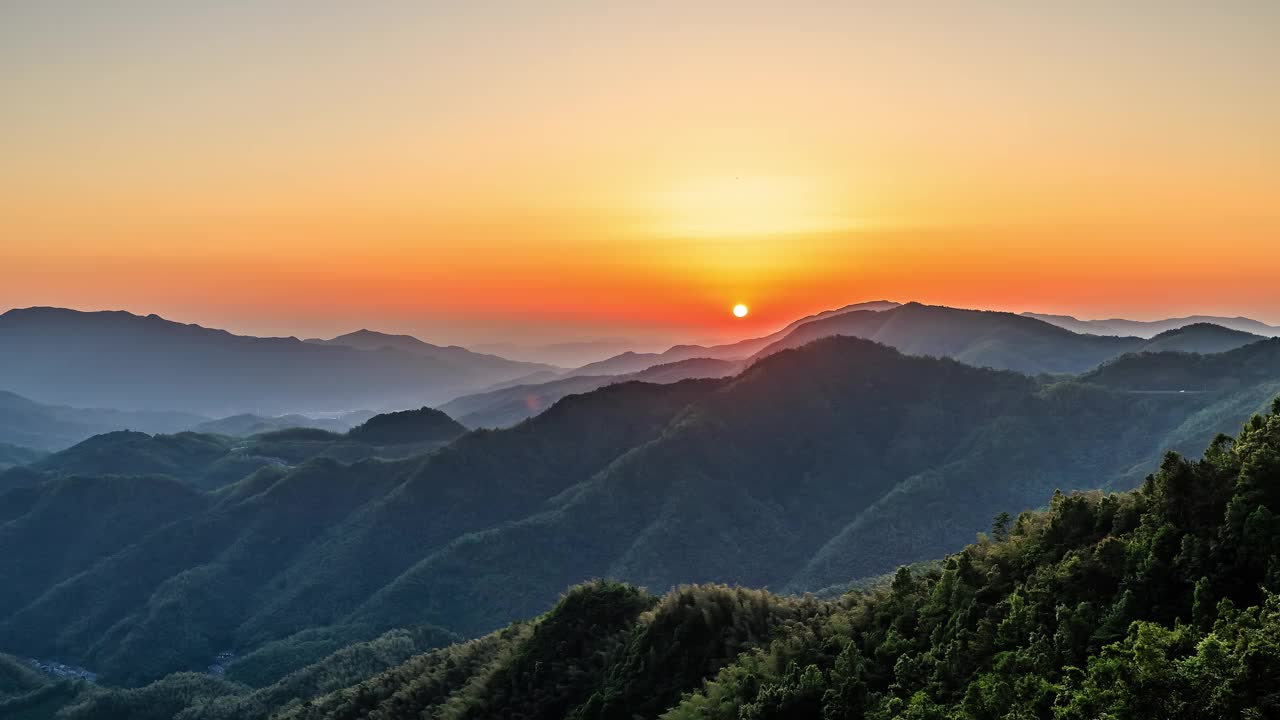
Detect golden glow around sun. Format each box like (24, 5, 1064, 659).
(644, 175, 850, 238)
(733, 304, 749, 318)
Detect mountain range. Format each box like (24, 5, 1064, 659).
(0, 390, 206, 451)
(3, 298, 1280, 705)
(441, 305, 1267, 429)
(0, 308, 555, 417)
(1, 302, 1271, 428)
(5, 359, 1280, 719)
(3, 333, 1279, 686)
(1025, 311, 1280, 338)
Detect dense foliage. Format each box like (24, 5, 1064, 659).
(345, 407, 466, 445)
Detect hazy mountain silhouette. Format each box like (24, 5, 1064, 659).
(566, 300, 901, 375)
(1025, 311, 1280, 338)
(750, 302, 1145, 374)
(308, 329, 561, 375)
(3, 406, 469, 492)
(443, 305, 1264, 429)
(0, 308, 559, 416)
(0, 442, 44, 471)
(0, 389, 206, 451)
(191, 411, 376, 437)
(468, 339, 661, 367)
(439, 357, 740, 428)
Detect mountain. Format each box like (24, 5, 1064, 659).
(3, 407, 468, 492)
(468, 339, 659, 367)
(752, 302, 1148, 375)
(345, 407, 466, 445)
(3, 337, 1276, 685)
(438, 374, 613, 429)
(310, 329, 561, 376)
(0, 443, 43, 471)
(443, 307, 1263, 432)
(1134, 322, 1264, 354)
(567, 300, 901, 375)
(564, 302, 1261, 384)
(25, 399, 1280, 719)
(567, 351, 667, 377)
(1026, 310, 1280, 338)
(190, 411, 376, 437)
(0, 308, 559, 416)
(439, 357, 741, 428)
(0, 389, 207, 451)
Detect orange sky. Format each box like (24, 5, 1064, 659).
(2, 3, 1278, 345)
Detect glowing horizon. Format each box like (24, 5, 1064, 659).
(3, 2, 1278, 346)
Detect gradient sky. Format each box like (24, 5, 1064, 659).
(3, 2, 1278, 345)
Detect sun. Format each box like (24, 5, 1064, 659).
(732, 304, 749, 318)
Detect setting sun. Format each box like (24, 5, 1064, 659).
(733, 304, 749, 318)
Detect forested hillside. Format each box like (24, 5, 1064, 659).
(16, 399, 1280, 718)
(3, 337, 1278, 688)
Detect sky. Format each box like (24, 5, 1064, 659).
(2, 1, 1278, 346)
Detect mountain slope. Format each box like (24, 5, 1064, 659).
(352, 338, 1222, 636)
(0, 381, 715, 683)
(50, 403, 1280, 719)
(3, 337, 1272, 686)
(0, 308, 554, 415)
(1136, 322, 1263, 354)
(567, 300, 900, 376)
(3, 337, 1277, 686)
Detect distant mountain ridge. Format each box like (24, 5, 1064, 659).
(439, 357, 741, 428)
(1025, 310, 1280, 338)
(308, 329, 563, 374)
(0, 308, 557, 416)
(0, 389, 206, 451)
(191, 411, 375, 437)
(440, 304, 1266, 429)
(2, 406, 468, 492)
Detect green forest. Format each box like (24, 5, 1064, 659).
(4, 398, 1280, 718)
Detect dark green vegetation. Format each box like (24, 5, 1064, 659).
(0, 307, 556, 415)
(19, 403, 1280, 718)
(4, 334, 1280, 690)
(0, 381, 713, 683)
(345, 407, 466, 445)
